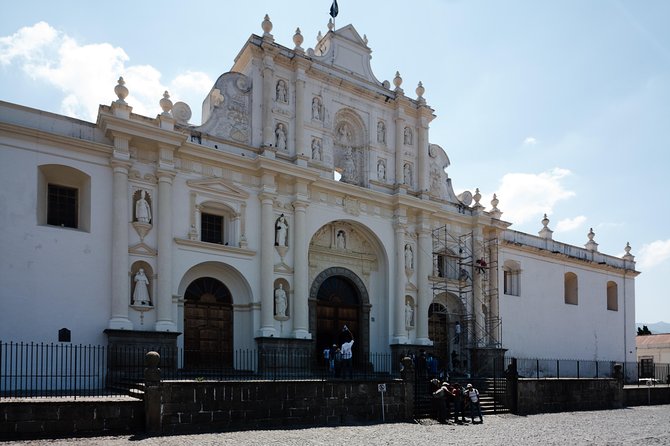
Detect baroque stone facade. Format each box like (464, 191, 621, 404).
(0, 15, 639, 373)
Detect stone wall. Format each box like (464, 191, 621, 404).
(0, 399, 143, 439)
(515, 378, 623, 415)
(157, 380, 410, 434)
(624, 386, 670, 406)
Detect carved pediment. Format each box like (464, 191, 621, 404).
(312, 25, 380, 84)
(187, 178, 249, 200)
(129, 242, 157, 257)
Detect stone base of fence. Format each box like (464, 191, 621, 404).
(514, 378, 623, 415)
(0, 399, 143, 439)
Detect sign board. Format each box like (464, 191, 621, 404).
(378, 383, 386, 392)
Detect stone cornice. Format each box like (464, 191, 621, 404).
(0, 122, 112, 157)
(98, 111, 187, 148)
(174, 237, 256, 258)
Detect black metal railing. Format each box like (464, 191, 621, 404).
(507, 356, 670, 386)
(0, 342, 399, 399)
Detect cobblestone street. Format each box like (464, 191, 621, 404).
(4, 405, 670, 446)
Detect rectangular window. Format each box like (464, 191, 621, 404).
(47, 184, 78, 228)
(201, 213, 223, 244)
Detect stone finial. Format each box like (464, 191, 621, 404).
(393, 71, 403, 93)
(262, 14, 273, 37)
(539, 213, 553, 240)
(293, 28, 304, 51)
(622, 242, 635, 262)
(328, 18, 335, 31)
(317, 30, 323, 42)
(363, 34, 368, 45)
(159, 91, 173, 116)
(585, 227, 599, 252)
(490, 193, 502, 219)
(416, 81, 425, 98)
(473, 188, 484, 210)
(114, 77, 128, 103)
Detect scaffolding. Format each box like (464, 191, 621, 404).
(431, 225, 502, 374)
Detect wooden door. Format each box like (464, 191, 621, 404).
(316, 276, 360, 360)
(184, 277, 233, 369)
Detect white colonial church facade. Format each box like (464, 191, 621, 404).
(0, 16, 638, 372)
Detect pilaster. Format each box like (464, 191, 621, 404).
(258, 190, 277, 337)
(155, 168, 177, 332)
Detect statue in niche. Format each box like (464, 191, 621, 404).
(405, 244, 414, 270)
(341, 147, 356, 183)
(312, 97, 321, 120)
(276, 80, 288, 103)
(377, 160, 386, 180)
(135, 190, 151, 224)
(337, 123, 352, 144)
(377, 121, 386, 144)
(405, 302, 414, 327)
(404, 127, 413, 145)
(132, 268, 150, 305)
(275, 214, 289, 246)
(336, 230, 346, 249)
(311, 138, 322, 161)
(275, 123, 287, 150)
(403, 163, 413, 186)
(274, 284, 287, 318)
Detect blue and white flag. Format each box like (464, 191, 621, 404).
(330, 0, 339, 18)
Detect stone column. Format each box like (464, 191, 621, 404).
(108, 159, 132, 330)
(262, 55, 275, 148)
(258, 192, 277, 337)
(392, 216, 407, 341)
(155, 170, 176, 332)
(417, 118, 429, 194)
(472, 226, 485, 345)
(294, 70, 306, 156)
(416, 217, 431, 343)
(292, 199, 310, 339)
(394, 115, 405, 186)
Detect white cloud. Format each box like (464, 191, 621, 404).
(523, 136, 537, 145)
(0, 22, 212, 122)
(493, 168, 575, 225)
(637, 239, 670, 270)
(555, 215, 587, 232)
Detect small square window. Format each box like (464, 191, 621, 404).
(201, 213, 223, 244)
(47, 184, 78, 228)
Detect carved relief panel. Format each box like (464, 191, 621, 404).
(198, 72, 252, 144)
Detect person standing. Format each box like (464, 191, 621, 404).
(340, 326, 354, 378)
(465, 383, 483, 424)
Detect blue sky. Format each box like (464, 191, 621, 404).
(1, 1, 668, 323)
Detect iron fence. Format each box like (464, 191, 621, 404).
(507, 356, 670, 386)
(0, 342, 399, 399)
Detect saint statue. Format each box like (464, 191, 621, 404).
(405, 302, 414, 328)
(275, 214, 288, 246)
(135, 190, 151, 224)
(403, 163, 412, 186)
(336, 230, 346, 249)
(377, 121, 386, 144)
(132, 268, 150, 305)
(275, 284, 287, 318)
(405, 244, 414, 270)
(312, 97, 321, 120)
(404, 127, 412, 145)
(377, 160, 386, 180)
(276, 80, 287, 103)
(341, 147, 356, 183)
(311, 139, 322, 161)
(275, 123, 287, 150)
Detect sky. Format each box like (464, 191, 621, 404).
(1, 1, 668, 323)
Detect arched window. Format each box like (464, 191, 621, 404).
(38, 164, 91, 231)
(564, 272, 578, 305)
(607, 281, 618, 311)
(503, 260, 521, 296)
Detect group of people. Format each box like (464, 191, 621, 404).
(322, 326, 354, 378)
(431, 379, 483, 425)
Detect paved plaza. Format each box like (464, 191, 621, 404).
(4, 404, 670, 445)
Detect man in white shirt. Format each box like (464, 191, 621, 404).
(340, 326, 354, 378)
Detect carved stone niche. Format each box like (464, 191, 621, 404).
(333, 109, 369, 188)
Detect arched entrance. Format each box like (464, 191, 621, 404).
(429, 293, 466, 373)
(310, 267, 371, 366)
(184, 277, 233, 368)
(316, 276, 360, 357)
